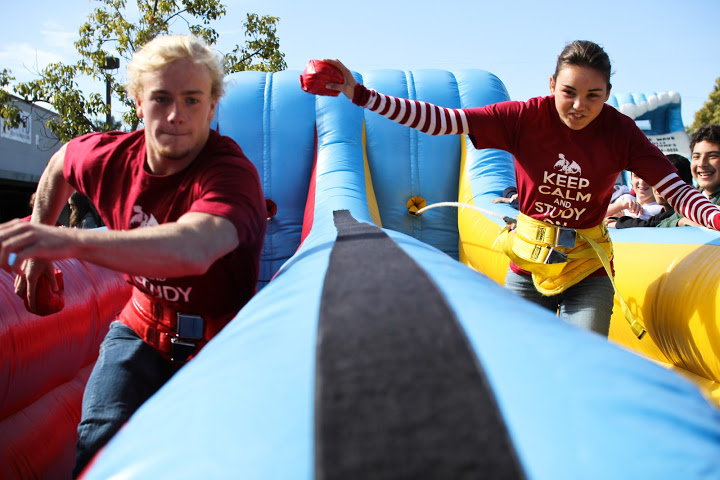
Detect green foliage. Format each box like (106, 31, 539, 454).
(691, 77, 720, 132)
(224, 14, 286, 74)
(1, 69, 24, 132)
(2, 0, 286, 142)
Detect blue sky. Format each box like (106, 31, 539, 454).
(2, 0, 718, 127)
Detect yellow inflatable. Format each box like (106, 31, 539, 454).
(457, 134, 720, 406)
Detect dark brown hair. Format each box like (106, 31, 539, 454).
(666, 154, 692, 185)
(69, 192, 100, 228)
(553, 40, 612, 89)
(690, 124, 720, 152)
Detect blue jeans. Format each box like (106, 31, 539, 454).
(504, 269, 614, 336)
(73, 321, 181, 478)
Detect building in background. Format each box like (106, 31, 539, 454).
(0, 95, 67, 223)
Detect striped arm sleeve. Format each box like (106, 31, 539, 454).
(655, 173, 720, 229)
(352, 83, 470, 136)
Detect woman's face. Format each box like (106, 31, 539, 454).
(550, 65, 610, 130)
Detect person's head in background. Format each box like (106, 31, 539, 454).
(27, 192, 36, 215)
(629, 172, 656, 205)
(653, 154, 692, 206)
(68, 192, 99, 228)
(689, 125, 720, 196)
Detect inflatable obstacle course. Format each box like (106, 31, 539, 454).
(73, 69, 720, 479)
(2, 68, 719, 478)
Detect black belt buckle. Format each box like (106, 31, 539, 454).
(170, 338, 197, 363)
(168, 314, 204, 363)
(176, 313, 204, 340)
(544, 247, 568, 265)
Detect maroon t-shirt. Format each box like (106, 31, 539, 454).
(465, 96, 676, 229)
(64, 129, 266, 317)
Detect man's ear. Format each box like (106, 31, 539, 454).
(207, 98, 218, 122)
(135, 96, 144, 119)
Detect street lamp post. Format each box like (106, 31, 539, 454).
(100, 56, 120, 131)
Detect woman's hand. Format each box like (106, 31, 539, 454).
(323, 59, 357, 99)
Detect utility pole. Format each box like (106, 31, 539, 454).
(101, 56, 120, 131)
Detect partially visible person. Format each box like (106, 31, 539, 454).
(657, 126, 720, 228)
(610, 182, 631, 203)
(0, 34, 266, 477)
(27, 192, 37, 216)
(607, 154, 692, 228)
(606, 172, 663, 220)
(493, 186, 519, 210)
(68, 192, 101, 228)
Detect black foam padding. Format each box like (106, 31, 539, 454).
(315, 210, 525, 480)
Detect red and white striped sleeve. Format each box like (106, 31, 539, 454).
(352, 84, 470, 136)
(655, 173, 720, 230)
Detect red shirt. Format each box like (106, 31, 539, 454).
(464, 96, 676, 229)
(64, 129, 266, 317)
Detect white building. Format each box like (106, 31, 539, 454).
(0, 95, 62, 222)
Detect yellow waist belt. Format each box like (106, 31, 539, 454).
(499, 213, 646, 339)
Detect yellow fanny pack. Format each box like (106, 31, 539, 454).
(498, 213, 645, 339)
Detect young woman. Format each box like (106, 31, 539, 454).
(318, 41, 720, 336)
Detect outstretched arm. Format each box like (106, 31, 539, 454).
(323, 59, 471, 136)
(0, 145, 240, 309)
(1, 212, 239, 278)
(655, 173, 720, 229)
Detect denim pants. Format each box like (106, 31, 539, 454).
(504, 269, 614, 336)
(73, 321, 181, 478)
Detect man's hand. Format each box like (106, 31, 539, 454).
(0, 219, 72, 312)
(678, 217, 700, 227)
(0, 219, 76, 273)
(14, 259, 59, 313)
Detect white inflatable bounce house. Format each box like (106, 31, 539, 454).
(2, 67, 719, 479)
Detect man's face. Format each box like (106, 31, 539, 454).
(136, 59, 218, 175)
(691, 140, 720, 194)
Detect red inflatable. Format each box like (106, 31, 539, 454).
(0, 259, 131, 480)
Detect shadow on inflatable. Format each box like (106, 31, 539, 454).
(2, 69, 720, 479)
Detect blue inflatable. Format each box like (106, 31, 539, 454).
(80, 70, 720, 479)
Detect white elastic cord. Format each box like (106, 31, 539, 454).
(413, 201, 510, 221)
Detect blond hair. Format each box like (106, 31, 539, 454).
(126, 35, 225, 99)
